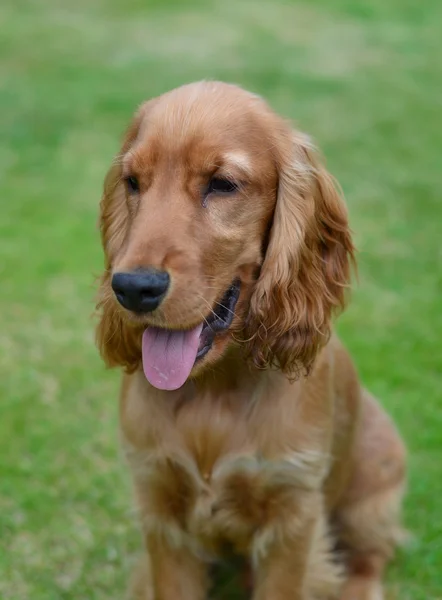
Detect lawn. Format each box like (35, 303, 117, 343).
(1, 0, 441, 598)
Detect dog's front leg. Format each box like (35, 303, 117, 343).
(143, 533, 209, 600)
(251, 493, 340, 600)
(252, 516, 315, 600)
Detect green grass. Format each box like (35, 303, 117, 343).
(1, 0, 441, 598)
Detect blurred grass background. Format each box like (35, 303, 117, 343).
(1, 0, 441, 598)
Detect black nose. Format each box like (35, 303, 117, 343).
(111, 269, 170, 313)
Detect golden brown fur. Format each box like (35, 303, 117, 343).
(96, 81, 406, 599)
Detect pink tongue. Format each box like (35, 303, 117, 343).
(142, 324, 203, 390)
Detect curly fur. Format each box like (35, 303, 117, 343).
(244, 131, 355, 377)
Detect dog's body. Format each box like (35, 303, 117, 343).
(96, 82, 406, 599)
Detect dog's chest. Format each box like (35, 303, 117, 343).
(122, 374, 326, 555)
(126, 415, 324, 557)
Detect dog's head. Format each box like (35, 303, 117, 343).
(96, 81, 355, 389)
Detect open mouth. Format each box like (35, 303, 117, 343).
(196, 279, 241, 361)
(141, 280, 241, 391)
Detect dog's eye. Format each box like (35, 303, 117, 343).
(207, 177, 238, 195)
(124, 175, 140, 194)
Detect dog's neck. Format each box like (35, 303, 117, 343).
(195, 345, 263, 393)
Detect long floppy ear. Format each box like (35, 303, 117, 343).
(95, 105, 148, 371)
(244, 131, 355, 378)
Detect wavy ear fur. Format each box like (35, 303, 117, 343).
(95, 105, 148, 371)
(244, 131, 355, 378)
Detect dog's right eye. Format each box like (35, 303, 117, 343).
(124, 175, 140, 194)
(207, 177, 238, 195)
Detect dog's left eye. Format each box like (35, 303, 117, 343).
(124, 175, 140, 194)
(207, 177, 238, 195)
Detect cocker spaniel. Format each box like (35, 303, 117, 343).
(96, 81, 406, 600)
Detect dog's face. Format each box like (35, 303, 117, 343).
(97, 82, 354, 389)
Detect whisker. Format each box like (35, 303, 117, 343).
(195, 293, 219, 323)
(197, 310, 212, 330)
(111, 153, 125, 167)
(212, 300, 238, 320)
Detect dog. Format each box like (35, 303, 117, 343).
(96, 81, 406, 600)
